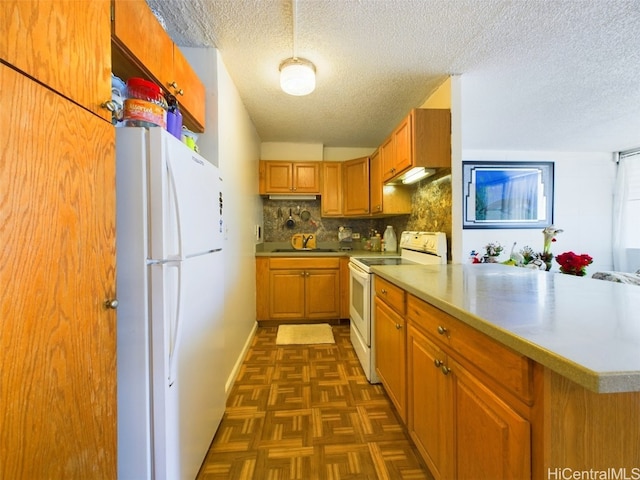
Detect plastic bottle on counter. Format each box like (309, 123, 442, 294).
(383, 226, 397, 253)
(371, 234, 381, 252)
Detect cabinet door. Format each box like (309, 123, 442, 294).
(393, 112, 413, 176)
(343, 157, 370, 215)
(1, 64, 116, 479)
(321, 162, 343, 216)
(292, 162, 321, 193)
(407, 325, 454, 480)
(380, 135, 395, 182)
(375, 298, 406, 421)
(306, 269, 340, 318)
(369, 149, 383, 213)
(169, 45, 206, 130)
(112, 0, 173, 89)
(452, 358, 531, 480)
(264, 162, 294, 193)
(1, 0, 111, 121)
(269, 270, 306, 319)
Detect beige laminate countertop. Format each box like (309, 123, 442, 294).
(371, 263, 640, 394)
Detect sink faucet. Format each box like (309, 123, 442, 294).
(302, 234, 314, 249)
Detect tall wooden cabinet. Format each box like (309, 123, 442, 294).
(0, 2, 117, 478)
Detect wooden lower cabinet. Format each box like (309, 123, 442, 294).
(407, 324, 453, 479)
(407, 323, 531, 480)
(451, 356, 531, 480)
(375, 297, 407, 421)
(257, 257, 341, 322)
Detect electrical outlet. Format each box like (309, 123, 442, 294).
(352, 232, 361, 239)
(255, 224, 262, 241)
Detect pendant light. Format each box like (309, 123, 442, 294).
(280, 0, 316, 96)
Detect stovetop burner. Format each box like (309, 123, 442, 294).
(352, 257, 418, 267)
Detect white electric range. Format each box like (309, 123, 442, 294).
(348, 231, 447, 383)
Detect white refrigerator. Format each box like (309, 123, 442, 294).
(116, 128, 225, 479)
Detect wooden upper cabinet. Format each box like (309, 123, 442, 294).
(0, 0, 112, 122)
(380, 135, 395, 185)
(259, 161, 320, 194)
(293, 162, 321, 193)
(393, 114, 413, 176)
(370, 149, 383, 214)
(112, 0, 206, 131)
(383, 109, 451, 182)
(321, 162, 343, 216)
(342, 156, 370, 216)
(171, 46, 206, 129)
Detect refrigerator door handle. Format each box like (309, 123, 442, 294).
(167, 260, 183, 387)
(166, 156, 184, 261)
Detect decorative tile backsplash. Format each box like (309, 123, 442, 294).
(262, 169, 452, 254)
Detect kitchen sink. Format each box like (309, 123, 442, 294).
(272, 248, 338, 253)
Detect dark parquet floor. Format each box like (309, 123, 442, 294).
(197, 324, 435, 480)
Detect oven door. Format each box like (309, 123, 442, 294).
(348, 261, 371, 346)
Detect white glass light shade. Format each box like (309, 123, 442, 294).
(401, 167, 436, 184)
(280, 58, 316, 96)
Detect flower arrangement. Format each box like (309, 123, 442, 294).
(555, 251, 593, 276)
(518, 225, 563, 270)
(484, 241, 503, 257)
(469, 242, 504, 263)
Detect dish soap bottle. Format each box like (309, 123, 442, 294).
(383, 226, 397, 253)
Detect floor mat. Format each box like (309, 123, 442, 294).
(275, 323, 335, 345)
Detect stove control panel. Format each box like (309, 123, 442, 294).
(400, 231, 447, 257)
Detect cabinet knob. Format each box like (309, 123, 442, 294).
(395, 323, 402, 330)
(300, 272, 306, 277)
(104, 299, 119, 310)
(380, 289, 387, 295)
(434, 359, 443, 368)
(101, 100, 118, 111)
(169, 81, 184, 96)
(437, 325, 448, 336)
(441, 365, 451, 376)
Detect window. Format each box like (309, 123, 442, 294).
(613, 150, 640, 272)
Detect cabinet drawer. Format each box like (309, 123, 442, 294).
(270, 257, 340, 270)
(407, 295, 532, 403)
(375, 276, 406, 315)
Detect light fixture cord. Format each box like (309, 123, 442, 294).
(292, 0, 298, 60)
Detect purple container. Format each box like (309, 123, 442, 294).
(166, 109, 183, 140)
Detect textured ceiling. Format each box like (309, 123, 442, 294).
(147, 0, 640, 152)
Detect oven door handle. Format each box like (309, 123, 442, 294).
(348, 262, 370, 281)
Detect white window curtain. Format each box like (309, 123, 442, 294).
(612, 150, 640, 272)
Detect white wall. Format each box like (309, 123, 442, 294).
(460, 150, 616, 273)
(184, 47, 263, 396)
(216, 52, 263, 394)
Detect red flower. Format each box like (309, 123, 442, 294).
(555, 251, 593, 276)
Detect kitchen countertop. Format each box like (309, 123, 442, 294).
(371, 263, 640, 394)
